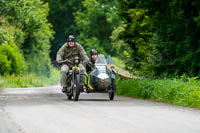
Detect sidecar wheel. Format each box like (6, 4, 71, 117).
(109, 92, 114, 100)
(109, 80, 116, 100)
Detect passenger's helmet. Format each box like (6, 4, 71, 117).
(90, 49, 98, 56)
(67, 35, 75, 42)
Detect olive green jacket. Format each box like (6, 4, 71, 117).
(56, 42, 89, 66)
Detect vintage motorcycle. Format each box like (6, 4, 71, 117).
(60, 57, 81, 101)
(60, 54, 116, 101)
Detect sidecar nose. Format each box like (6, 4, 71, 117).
(97, 73, 109, 80)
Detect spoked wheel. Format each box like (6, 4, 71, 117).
(73, 74, 80, 101)
(109, 80, 116, 100)
(65, 81, 73, 100)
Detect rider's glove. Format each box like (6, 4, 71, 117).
(56, 60, 62, 65)
(87, 61, 94, 67)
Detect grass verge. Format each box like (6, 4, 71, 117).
(0, 67, 60, 88)
(112, 57, 126, 70)
(0, 80, 3, 88)
(116, 78, 200, 109)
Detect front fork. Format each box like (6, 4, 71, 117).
(72, 68, 80, 89)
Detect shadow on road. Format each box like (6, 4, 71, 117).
(75, 99, 109, 102)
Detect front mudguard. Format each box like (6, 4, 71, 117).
(111, 72, 115, 80)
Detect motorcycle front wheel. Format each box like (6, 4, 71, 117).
(73, 74, 80, 101)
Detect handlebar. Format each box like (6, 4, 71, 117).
(57, 57, 80, 66)
(61, 59, 73, 64)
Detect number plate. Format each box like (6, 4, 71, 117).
(72, 67, 79, 70)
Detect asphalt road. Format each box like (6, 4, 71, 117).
(0, 85, 200, 133)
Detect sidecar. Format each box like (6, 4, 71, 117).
(84, 54, 116, 100)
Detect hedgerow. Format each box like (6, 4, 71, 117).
(117, 78, 200, 109)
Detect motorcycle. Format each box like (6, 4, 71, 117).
(60, 57, 81, 101)
(59, 54, 116, 101)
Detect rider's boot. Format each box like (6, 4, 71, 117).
(62, 86, 71, 93)
(80, 84, 86, 92)
(62, 87, 67, 93)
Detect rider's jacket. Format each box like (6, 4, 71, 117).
(56, 42, 89, 66)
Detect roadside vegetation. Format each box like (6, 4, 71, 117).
(0, 0, 59, 88)
(115, 0, 200, 109)
(116, 77, 200, 109)
(0, 68, 59, 88)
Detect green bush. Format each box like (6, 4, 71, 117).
(0, 53, 12, 74)
(117, 78, 200, 109)
(0, 28, 9, 44)
(0, 0, 53, 77)
(0, 42, 26, 75)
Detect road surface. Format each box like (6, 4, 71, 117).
(0, 85, 200, 133)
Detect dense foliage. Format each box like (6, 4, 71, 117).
(43, 0, 83, 60)
(0, 41, 26, 75)
(74, 0, 121, 56)
(0, 0, 53, 76)
(1, 0, 200, 79)
(119, 0, 200, 77)
(0, 20, 26, 75)
(45, 0, 127, 59)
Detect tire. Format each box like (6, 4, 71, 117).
(66, 79, 72, 100)
(73, 74, 80, 101)
(109, 92, 114, 100)
(67, 95, 72, 100)
(109, 80, 116, 100)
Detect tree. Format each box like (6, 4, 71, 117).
(119, 1, 153, 73)
(75, 0, 121, 56)
(43, 0, 83, 60)
(119, 0, 200, 77)
(0, 0, 53, 76)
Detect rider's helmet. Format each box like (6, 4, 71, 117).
(90, 49, 98, 56)
(67, 35, 75, 42)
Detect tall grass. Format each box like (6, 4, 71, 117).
(0, 80, 3, 88)
(112, 57, 126, 70)
(0, 67, 60, 88)
(116, 78, 200, 109)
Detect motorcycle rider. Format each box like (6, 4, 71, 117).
(86, 49, 98, 73)
(56, 35, 89, 93)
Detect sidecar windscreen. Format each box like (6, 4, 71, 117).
(90, 54, 108, 76)
(95, 54, 107, 65)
